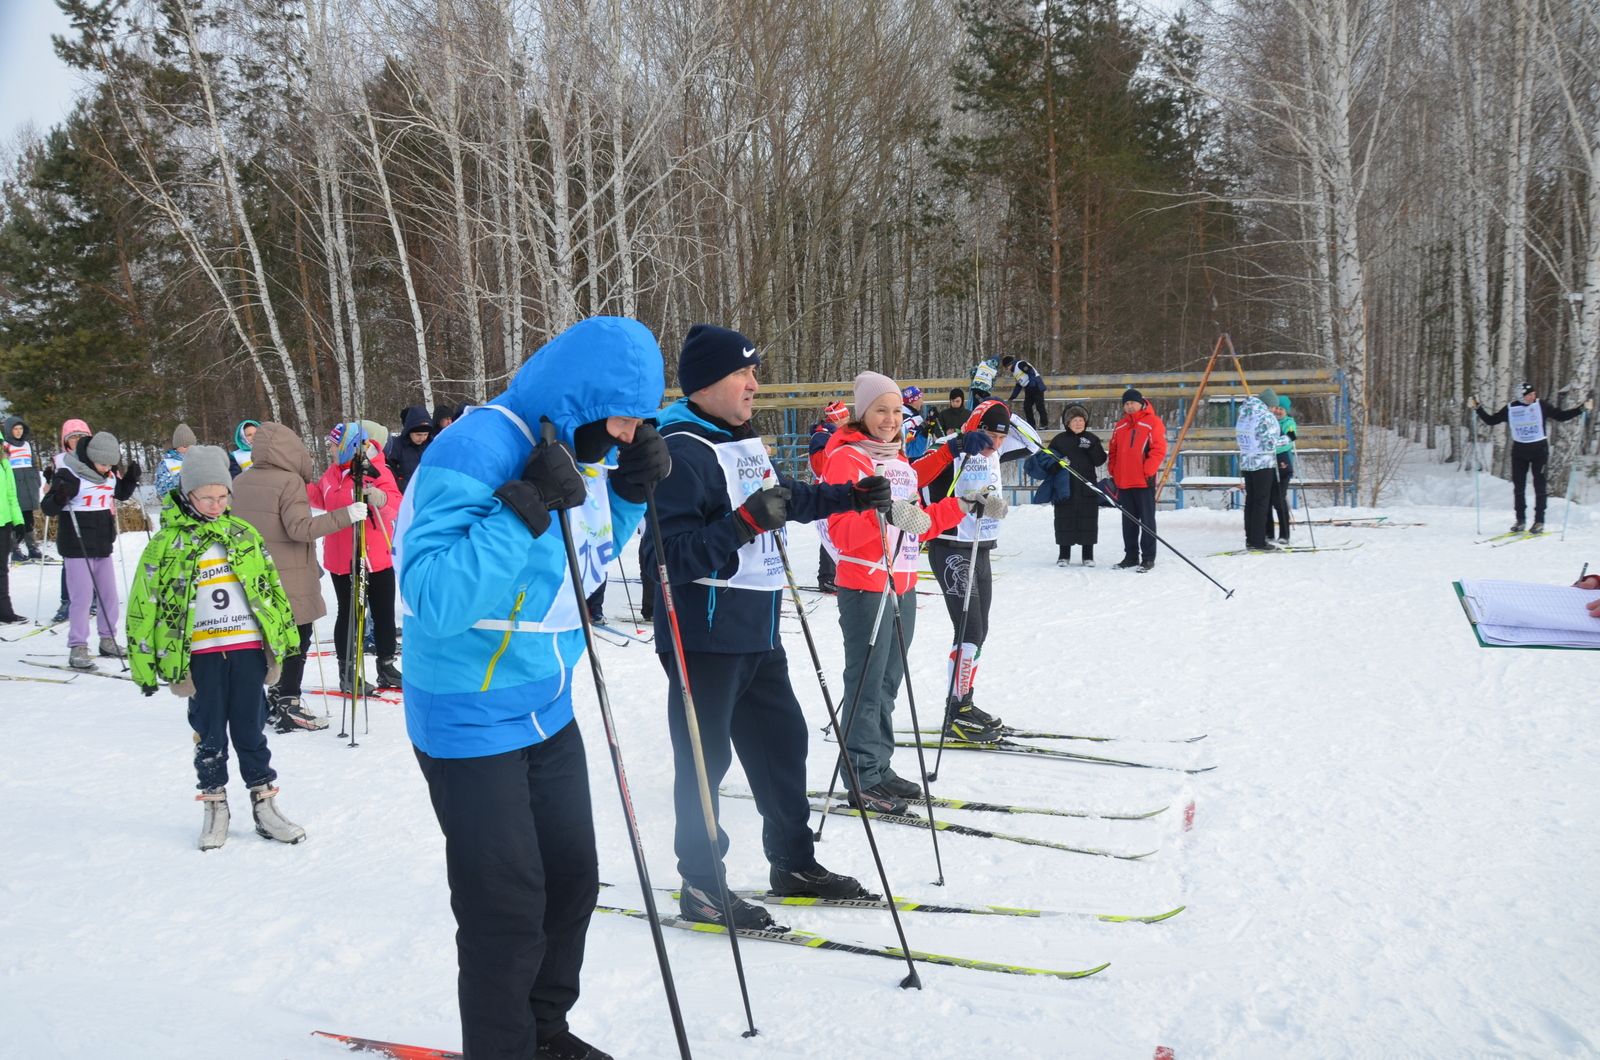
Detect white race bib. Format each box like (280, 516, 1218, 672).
(528, 467, 615, 631)
(948, 452, 1001, 542)
(1508, 402, 1546, 444)
(822, 454, 922, 575)
(972, 362, 998, 390)
(688, 435, 786, 591)
(6, 441, 32, 470)
(192, 543, 263, 651)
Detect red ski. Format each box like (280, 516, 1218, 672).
(312, 1031, 459, 1059)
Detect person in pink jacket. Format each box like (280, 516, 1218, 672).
(309, 421, 402, 692)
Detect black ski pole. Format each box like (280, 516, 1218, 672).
(931, 518, 984, 783)
(1293, 453, 1317, 549)
(1018, 423, 1235, 598)
(339, 439, 369, 746)
(67, 508, 127, 672)
(641, 481, 761, 1037)
(874, 515, 947, 887)
(541, 424, 693, 1060)
(616, 537, 643, 633)
(770, 525, 923, 988)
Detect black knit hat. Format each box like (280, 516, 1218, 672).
(1121, 387, 1145, 407)
(978, 401, 1011, 434)
(679, 324, 761, 396)
(1063, 403, 1089, 428)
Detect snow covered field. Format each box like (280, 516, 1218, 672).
(3, 440, 1597, 1059)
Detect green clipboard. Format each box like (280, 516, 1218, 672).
(1452, 581, 1598, 651)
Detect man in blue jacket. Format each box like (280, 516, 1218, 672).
(397, 316, 671, 1060)
(642, 323, 893, 931)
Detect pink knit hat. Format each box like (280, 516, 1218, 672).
(852, 371, 901, 419)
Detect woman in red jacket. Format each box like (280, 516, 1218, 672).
(821, 372, 969, 815)
(309, 421, 402, 692)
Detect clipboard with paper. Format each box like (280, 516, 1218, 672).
(1453, 579, 1600, 650)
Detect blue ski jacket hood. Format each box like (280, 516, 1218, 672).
(398, 316, 665, 758)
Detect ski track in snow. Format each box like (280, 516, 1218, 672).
(1, 442, 1596, 1058)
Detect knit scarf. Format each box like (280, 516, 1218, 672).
(850, 435, 903, 465)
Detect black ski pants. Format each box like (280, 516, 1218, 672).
(1266, 455, 1294, 540)
(331, 567, 396, 664)
(1118, 485, 1157, 564)
(1243, 467, 1277, 548)
(928, 539, 994, 649)
(1511, 441, 1549, 522)
(415, 723, 598, 1060)
(273, 623, 314, 699)
(661, 646, 816, 887)
(0, 525, 17, 619)
(1020, 386, 1047, 429)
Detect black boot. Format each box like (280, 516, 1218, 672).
(375, 656, 402, 690)
(769, 863, 873, 899)
(536, 1030, 614, 1060)
(679, 881, 783, 931)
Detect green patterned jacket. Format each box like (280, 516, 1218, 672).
(126, 494, 298, 690)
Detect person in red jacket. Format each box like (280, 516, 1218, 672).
(1106, 387, 1167, 572)
(310, 421, 402, 692)
(821, 373, 968, 815)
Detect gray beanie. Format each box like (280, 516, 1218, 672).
(85, 431, 121, 467)
(172, 423, 197, 449)
(180, 445, 232, 495)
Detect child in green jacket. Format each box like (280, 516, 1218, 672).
(1266, 395, 1297, 542)
(127, 446, 305, 851)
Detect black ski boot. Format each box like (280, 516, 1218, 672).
(769, 863, 872, 900)
(375, 656, 403, 690)
(876, 771, 923, 800)
(847, 785, 913, 816)
(944, 696, 1002, 743)
(679, 880, 783, 931)
(1510, 520, 1526, 533)
(536, 1030, 614, 1060)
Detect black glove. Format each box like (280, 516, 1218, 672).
(611, 423, 671, 504)
(495, 441, 588, 537)
(946, 431, 994, 458)
(361, 463, 381, 480)
(850, 475, 892, 512)
(1146, 475, 1156, 489)
(139, 684, 157, 698)
(49, 469, 79, 506)
(734, 485, 790, 544)
(121, 462, 142, 487)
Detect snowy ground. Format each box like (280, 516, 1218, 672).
(3, 437, 1597, 1059)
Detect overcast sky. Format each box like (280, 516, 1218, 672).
(0, 0, 83, 147)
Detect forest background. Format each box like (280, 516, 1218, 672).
(1, 0, 1596, 489)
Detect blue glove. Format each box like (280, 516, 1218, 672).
(945, 431, 994, 458)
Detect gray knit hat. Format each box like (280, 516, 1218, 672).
(172, 423, 197, 449)
(180, 445, 231, 495)
(85, 431, 121, 467)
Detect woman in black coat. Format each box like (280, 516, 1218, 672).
(1029, 403, 1106, 566)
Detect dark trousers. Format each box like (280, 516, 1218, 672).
(187, 648, 275, 791)
(1243, 467, 1277, 547)
(332, 567, 397, 663)
(1020, 387, 1047, 428)
(929, 540, 993, 648)
(1511, 442, 1549, 521)
(415, 724, 598, 1060)
(1266, 456, 1293, 539)
(1118, 486, 1157, 564)
(1053, 503, 1094, 560)
(661, 647, 816, 886)
(0, 526, 16, 618)
(274, 623, 314, 698)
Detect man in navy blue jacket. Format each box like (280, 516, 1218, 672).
(642, 324, 892, 931)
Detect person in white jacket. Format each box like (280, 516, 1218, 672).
(1236, 388, 1284, 552)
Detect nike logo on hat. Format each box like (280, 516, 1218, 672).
(742, 347, 757, 358)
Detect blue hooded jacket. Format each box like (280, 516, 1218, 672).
(642, 398, 852, 655)
(397, 317, 665, 758)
